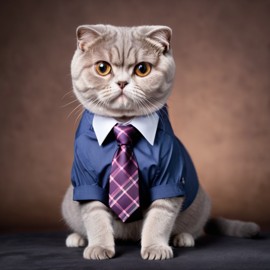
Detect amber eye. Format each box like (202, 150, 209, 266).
(134, 62, 152, 77)
(95, 61, 112, 76)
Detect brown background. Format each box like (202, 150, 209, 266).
(0, 0, 270, 232)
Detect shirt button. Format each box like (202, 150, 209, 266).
(181, 177, 185, 185)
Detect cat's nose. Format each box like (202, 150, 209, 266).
(117, 81, 128, 90)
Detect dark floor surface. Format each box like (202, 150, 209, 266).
(0, 232, 269, 270)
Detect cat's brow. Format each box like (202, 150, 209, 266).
(111, 46, 121, 62)
(126, 46, 133, 59)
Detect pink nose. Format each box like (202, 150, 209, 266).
(117, 81, 128, 89)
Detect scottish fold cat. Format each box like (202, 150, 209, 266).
(62, 24, 260, 260)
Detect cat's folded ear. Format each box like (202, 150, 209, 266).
(141, 26, 172, 53)
(76, 25, 106, 52)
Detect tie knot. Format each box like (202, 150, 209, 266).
(113, 125, 137, 145)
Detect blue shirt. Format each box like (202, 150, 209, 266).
(71, 107, 199, 212)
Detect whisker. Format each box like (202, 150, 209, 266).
(130, 85, 164, 118)
(75, 109, 84, 124)
(61, 90, 74, 100)
(67, 103, 83, 120)
(61, 98, 80, 108)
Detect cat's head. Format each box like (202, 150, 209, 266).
(71, 24, 175, 118)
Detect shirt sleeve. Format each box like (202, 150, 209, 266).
(71, 135, 108, 203)
(149, 134, 185, 202)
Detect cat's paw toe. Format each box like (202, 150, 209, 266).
(141, 244, 173, 260)
(83, 245, 115, 260)
(66, 233, 86, 247)
(172, 233, 195, 247)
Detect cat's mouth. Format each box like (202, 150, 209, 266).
(110, 91, 131, 107)
(98, 91, 137, 117)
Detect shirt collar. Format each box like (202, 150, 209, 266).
(92, 113, 159, 146)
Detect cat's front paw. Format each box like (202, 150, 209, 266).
(83, 245, 115, 260)
(66, 233, 86, 247)
(141, 244, 173, 260)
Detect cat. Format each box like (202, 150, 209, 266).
(61, 24, 260, 260)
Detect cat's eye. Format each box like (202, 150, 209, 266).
(95, 61, 112, 76)
(134, 62, 152, 77)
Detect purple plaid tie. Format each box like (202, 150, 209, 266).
(109, 125, 140, 222)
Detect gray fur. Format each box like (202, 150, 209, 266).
(62, 24, 260, 260)
(71, 24, 175, 119)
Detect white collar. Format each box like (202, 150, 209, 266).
(92, 113, 159, 146)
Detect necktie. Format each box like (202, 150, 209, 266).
(109, 125, 140, 222)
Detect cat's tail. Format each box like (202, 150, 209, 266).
(204, 217, 260, 238)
